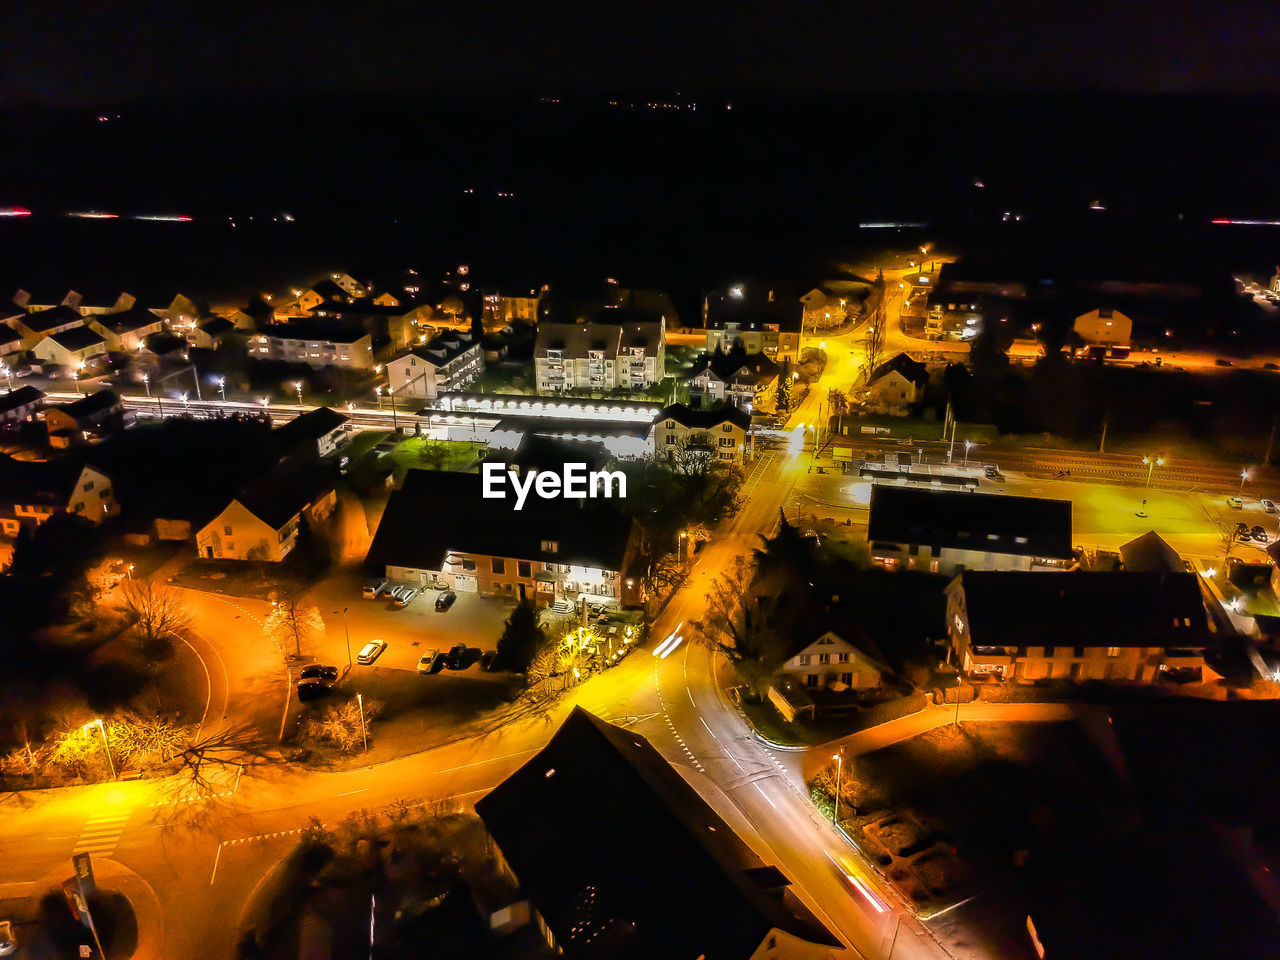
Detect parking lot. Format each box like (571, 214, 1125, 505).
(305, 572, 515, 676)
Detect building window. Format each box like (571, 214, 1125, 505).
(818, 653, 831, 665)
(83, 480, 95, 492)
(797, 654, 810, 666)
(1106, 646, 1120, 657)
(841, 672, 853, 686)
(722, 423, 732, 432)
(223, 524, 233, 535)
(838, 652, 850, 663)
(462, 558, 477, 571)
(492, 558, 506, 575)
(805, 674, 819, 687)
(541, 540, 558, 553)
(517, 560, 531, 578)
(1074, 646, 1085, 657)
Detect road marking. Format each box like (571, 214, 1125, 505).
(72, 809, 133, 855)
(754, 782, 778, 809)
(700, 717, 717, 740)
(432, 748, 536, 776)
(339, 788, 369, 797)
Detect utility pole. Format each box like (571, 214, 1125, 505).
(831, 748, 845, 824)
(1265, 412, 1278, 466)
(343, 607, 352, 670)
(1099, 411, 1109, 454)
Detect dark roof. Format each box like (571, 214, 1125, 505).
(0, 455, 98, 506)
(0, 324, 21, 347)
(408, 332, 476, 366)
(704, 292, 802, 332)
(20, 305, 82, 332)
(308, 279, 347, 300)
(365, 469, 635, 573)
(273, 406, 349, 449)
(0, 385, 44, 414)
(869, 352, 929, 387)
(198, 316, 236, 336)
(657, 402, 751, 431)
(310, 297, 411, 318)
(140, 331, 187, 356)
(236, 456, 335, 528)
(49, 327, 106, 351)
(484, 435, 612, 474)
(687, 350, 779, 384)
(1119, 531, 1185, 572)
(258, 321, 369, 344)
(475, 708, 838, 960)
(868, 486, 1074, 559)
(94, 305, 163, 334)
(241, 299, 275, 321)
(955, 571, 1209, 647)
(55, 389, 121, 421)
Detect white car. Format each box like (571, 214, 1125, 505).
(356, 639, 387, 665)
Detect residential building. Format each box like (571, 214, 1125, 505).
(12, 289, 135, 316)
(533, 319, 665, 393)
(0, 323, 22, 359)
(248, 322, 375, 369)
(684, 350, 779, 412)
(86, 304, 168, 351)
(136, 332, 190, 365)
(272, 406, 351, 460)
(924, 296, 982, 340)
(191, 316, 240, 350)
(779, 631, 885, 691)
(11, 305, 84, 350)
(1120, 531, 1186, 573)
(366, 470, 641, 605)
(867, 486, 1074, 575)
(0, 456, 120, 535)
(385, 331, 484, 400)
(307, 298, 434, 348)
(196, 458, 337, 562)
(0, 386, 44, 424)
(653, 404, 751, 463)
(482, 285, 547, 324)
(44, 389, 125, 441)
(1073, 307, 1133, 358)
(223, 299, 274, 331)
(32, 327, 108, 369)
(863, 353, 928, 413)
(703, 286, 802, 363)
(799, 285, 857, 330)
(475, 707, 840, 960)
(946, 570, 1210, 683)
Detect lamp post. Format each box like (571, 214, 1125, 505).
(342, 606, 352, 670)
(215, 376, 226, 401)
(357, 692, 369, 753)
(0, 363, 10, 391)
(1142, 455, 1164, 487)
(831, 748, 845, 824)
(142, 372, 151, 397)
(963, 439, 972, 469)
(83, 718, 116, 780)
(1240, 468, 1251, 495)
(954, 674, 963, 726)
(375, 385, 384, 410)
(72, 368, 82, 395)
(294, 381, 304, 405)
(126, 564, 134, 580)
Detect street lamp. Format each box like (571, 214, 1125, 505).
(141, 372, 151, 397)
(831, 748, 845, 824)
(215, 375, 226, 401)
(356, 693, 369, 753)
(180, 391, 189, 408)
(1241, 468, 1251, 495)
(954, 675, 963, 726)
(72, 368, 82, 395)
(83, 718, 116, 780)
(1142, 455, 1165, 487)
(126, 564, 134, 580)
(963, 439, 972, 469)
(375, 385, 384, 410)
(294, 381, 304, 404)
(0, 363, 10, 391)
(259, 396, 270, 411)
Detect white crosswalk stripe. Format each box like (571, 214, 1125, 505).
(72, 810, 133, 855)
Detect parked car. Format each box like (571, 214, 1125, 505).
(297, 679, 332, 702)
(1262, 499, 1277, 514)
(0, 920, 15, 957)
(1228, 496, 1244, 509)
(393, 588, 419, 608)
(356, 639, 387, 665)
(388, 585, 409, 603)
(446, 644, 467, 669)
(417, 648, 440, 673)
(435, 591, 457, 612)
(299, 665, 339, 683)
(362, 578, 388, 599)
(480, 650, 497, 671)
(1214, 358, 1233, 367)
(1251, 525, 1269, 542)
(1235, 522, 1252, 542)
(983, 464, 1005, 481)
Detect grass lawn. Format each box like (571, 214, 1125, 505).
(386, 437, 487, 479)
(342, 429, 392, 463)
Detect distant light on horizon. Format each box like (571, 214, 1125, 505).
(0, 207, 31, 217)
(134, 214, 193, 222)
(68, 211, 119, 219)
(1210, 218, 1280, 226)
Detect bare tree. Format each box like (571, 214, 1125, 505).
(692, 555, 786, 694)
(264, 595, 326, 661)
(862, 271, 888, 383)
(118, 581, 191, 648)
(301, 698, 379, 754)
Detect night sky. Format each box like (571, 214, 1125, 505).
(4, 0, 1280, 105)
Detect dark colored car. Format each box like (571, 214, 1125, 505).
(1250, 525, 1268, 542)
(480, 651, 497, 671)
(299, 665, 339, 683)
(1235, 522, 1252, 542)
(435, 591, 457, 611)
(446, 644, 468, 669)
(296, 680, 332, 702)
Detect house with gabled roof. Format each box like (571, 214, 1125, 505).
(11, 305, 85, 350)
(385, 331, 484, 400)
(248, 322, 375, 369)
(0, 455, 119, 535)
(652, 403, 751, 463)
(32, 327, 108, 368)
(0, 386, 45, 424)
(273, 406, 351, 460)
(87, 304, 168, 351)
(191, 316, 240, 350)
(684, 349, 779, 411)
(703, 285, 802, 363)
(195, 457, 337, 562)
(863, 352, 928, 413)
(475, 707, 841, 960)
(0, 322, 23, 359)
(779, 631, 886, 691)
